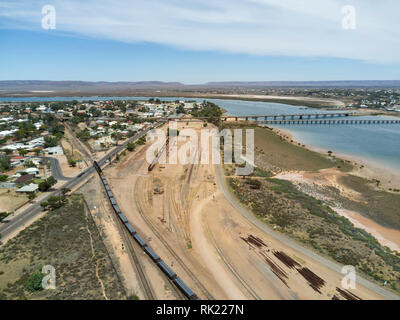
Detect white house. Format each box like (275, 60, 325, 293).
(45, 146, 64, 155)
(16, 183, 39, 193)
(24, 167, 40, 175)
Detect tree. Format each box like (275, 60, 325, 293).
(127, 142, 136, 152)
(44, 135, 59, 148)
(176, 105, 185, 114)
(2, 148, 12, 155)
(33, 148, 43, 156)
(111, 132, 123, 145)
(24, 160, 37, 168)
(26, 271, 45, 292)
(18, 148, 28, 156)
(38, 176, 58, 192)
(68, 158, 77, 167)
(0, 155, 11, 171)
(28, 193, 36, 200)
(41, 195, 66, 210)
(61, 187, 70, 197)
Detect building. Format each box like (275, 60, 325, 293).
(16, 183, 39, 193)
(44, 146, 64, 155)
(14, 174, 36, 185)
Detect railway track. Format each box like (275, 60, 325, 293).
(63, 123, 92, 166)
(206, 223, 261, 300)
(134, 179, 214, 300)
(96, 185, 155, 299)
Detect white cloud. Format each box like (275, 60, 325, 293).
(0, 0, 399, 62)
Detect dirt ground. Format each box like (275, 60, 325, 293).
(103, 121, 390, 300)
(81, 166, 182, 300)
(0, 189, 29, 212)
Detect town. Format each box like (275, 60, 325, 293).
(0, 99, 203, 223)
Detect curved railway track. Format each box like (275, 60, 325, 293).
(134, 178, 214, 300)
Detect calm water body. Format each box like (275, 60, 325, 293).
(2, 96, 400, 170)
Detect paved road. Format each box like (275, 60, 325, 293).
(0, 122, 163, 242)
(40, 157, 72, 181)
(215, 164, 399, 300)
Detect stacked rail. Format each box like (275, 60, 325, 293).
(93, 161, 199, 300)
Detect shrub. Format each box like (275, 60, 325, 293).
(26, 271, 45, 292)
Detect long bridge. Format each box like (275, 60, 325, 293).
(61, 112, 362, 122)
(262, 119, 400, 125)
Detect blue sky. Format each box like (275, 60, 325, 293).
(1, 0, 399, 83)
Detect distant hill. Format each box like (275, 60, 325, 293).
(203, 80, 400, 88)
(1, 80, 400, 96)
(0, 80, 185, 92)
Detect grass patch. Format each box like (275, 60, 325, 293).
(0, 194, 125, 300)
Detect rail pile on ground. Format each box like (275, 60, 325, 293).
(93, 160, 199, 300)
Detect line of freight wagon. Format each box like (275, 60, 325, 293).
(93, 161, 199, 300)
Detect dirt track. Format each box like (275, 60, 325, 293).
(103, 121, 393, 300)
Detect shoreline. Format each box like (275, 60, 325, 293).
(269, 125, 400, 252)
(271, 126, 400, 189)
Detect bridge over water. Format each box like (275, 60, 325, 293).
(62, 112, 361, 122)
(263, 119, 400, 125)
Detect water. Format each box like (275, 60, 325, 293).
(269, 116, 400, 171)
(2, 95, 400, 171)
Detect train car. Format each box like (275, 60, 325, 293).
(133, 233, 146, 247)
(143, 245, 160, 262)
(118, 213, 128, 224)
(107, 190, 113, 198)
(113, 204, 122, 214)
(109, 197, 117, 206)
(105, 185, 111, 192)
(157, 260, 176, 279)
(125, 222, 136, 234)
(173, 277, 198, 300)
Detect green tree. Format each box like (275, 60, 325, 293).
(18, 149, 28, 156)
(24, 160, 37, 168)
(111, 132, 123, 145)
(0, 155, 11, 171)
(127, 142, 136, 152)
(33, 148, 43, 156)
(26, 271, 45, 292)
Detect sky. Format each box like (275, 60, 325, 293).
(0, 0, 399, 83)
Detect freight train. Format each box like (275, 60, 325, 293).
(93, 160, 199, 300)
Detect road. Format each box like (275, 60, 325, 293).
(40, 156, 72, 181)
(0, 122, 163, 242)
(215, 163, 400, 300)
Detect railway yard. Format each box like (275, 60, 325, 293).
(1, 115, 398, 301)
(96, 120, 395, 300)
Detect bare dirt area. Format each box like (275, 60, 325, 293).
(103, 121, 392, 300)
(50, 154, 84, 177)
(0, 189, 29, 212)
